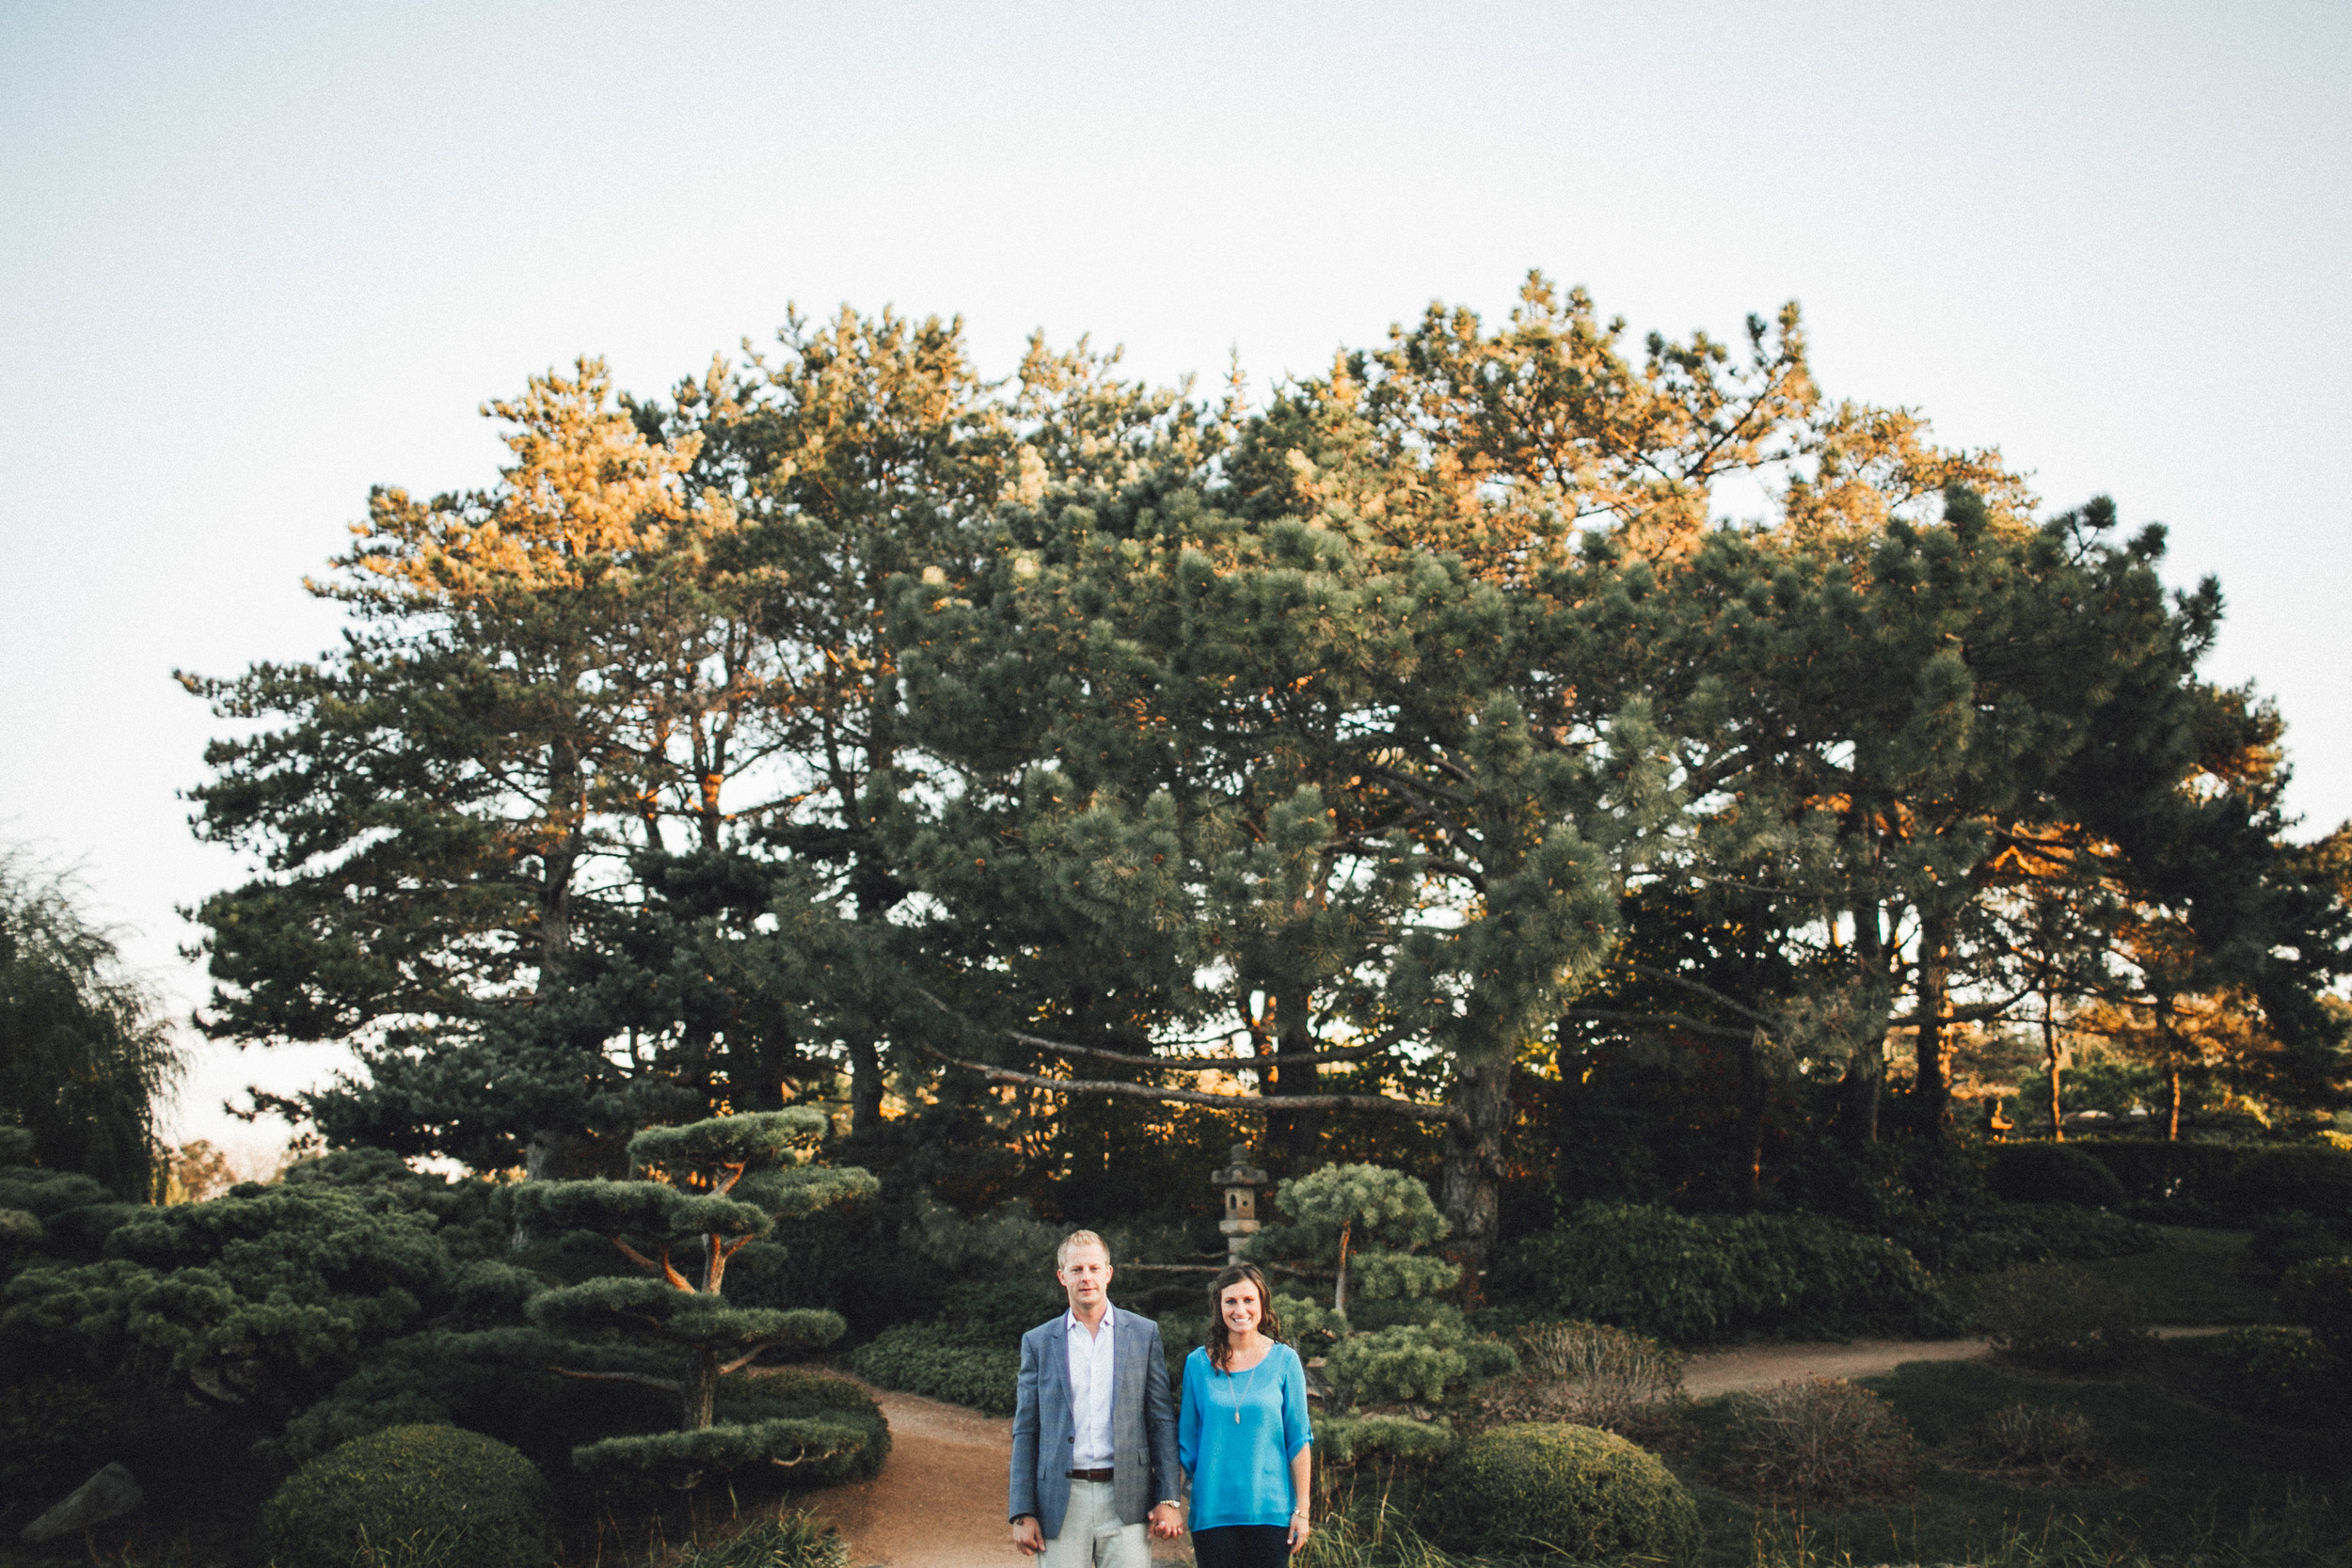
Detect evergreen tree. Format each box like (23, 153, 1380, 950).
(512, 1108, 880, 1487)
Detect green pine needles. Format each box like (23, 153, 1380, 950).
(512, 1108, 880, 1488)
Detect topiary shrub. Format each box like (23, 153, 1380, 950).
(2280, 1255, 2352, 1359)
(2208, 1327, 2346, 1423)
(2223, 1147, 2352, 1226)
(1989, 1144, 2127, 1209)
(259, 1423, 551, 1568)
(849, 1323, 1019, 1415)
(1429, 1421, 1699, 1564)
(1966, 1261, 2151, 1370)
(1719, 1378, 1919, 1505)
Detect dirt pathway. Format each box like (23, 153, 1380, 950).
(799, 1386, 1191, 1568)
(802, 1332, 2231, 1566)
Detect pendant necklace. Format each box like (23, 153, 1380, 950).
(1232, 1344, 1263, 1423)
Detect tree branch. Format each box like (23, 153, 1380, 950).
(550, 1367, 685, 1395)
(1565, 1006, 1763, 1043)
(914, 987, 1401, 1069)
(1617, 963, 1776, 1026)
(910, 1038, 1470, 1129)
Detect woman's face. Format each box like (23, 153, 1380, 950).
(1218, 1279, 1263, 1337)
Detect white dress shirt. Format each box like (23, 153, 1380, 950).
(1065, 1303, 1117, 1471)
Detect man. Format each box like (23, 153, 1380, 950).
(1009, 1229, 1184, 1564)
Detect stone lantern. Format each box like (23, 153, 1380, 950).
(1210, 1144, 1270, 1262)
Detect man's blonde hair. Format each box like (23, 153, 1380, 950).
(1057, 1228, 1110, 1268)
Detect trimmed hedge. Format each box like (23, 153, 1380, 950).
(1430, 1422, 1698, 1565)
(1487, 1205, 1954, 1343)
(259, 1424, 550, 1568)
(2225, 1148, 2352, 1225)
(574, 1416, 876, 1490)
(849, 1323, 1019, 1415)
(1966, 1262, 2151, 1370)
(1923, 1202, 2161, 1275)
(2074, 1139, 2249, 1205)
(1988, 1144, 2126, 1209)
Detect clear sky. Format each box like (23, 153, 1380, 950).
(4, 1, 2345, 1164)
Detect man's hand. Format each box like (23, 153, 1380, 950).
(1010, 1514, 1044, 1555)
(1148, 1501, 1183, 1540)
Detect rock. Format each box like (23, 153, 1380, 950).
(21, 1463, 143, 1544)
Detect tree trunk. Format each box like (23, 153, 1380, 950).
(684, 1346, 718, 1431)
(1912, 914, 1954, 1136)
(1739, 1027, 1768, 1206)
(848, 1034, 885, 1133)
(1439, 1053, 1512, 1280)
(1839, 898, 1887, 1151)
(2167, 1070, 2183, 1142)
(2042, 1002, 2064, 1142)
(1263, 987, 1318, 1175)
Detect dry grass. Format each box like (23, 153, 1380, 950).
(1718, 1376, 1920, 1507)
(1472, 1320, 1691, 1447)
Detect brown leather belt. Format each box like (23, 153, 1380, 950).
(1068, 1468, 1115, 1482)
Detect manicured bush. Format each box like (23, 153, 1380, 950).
(258, 1423, 551, 1568)
(1988, 1143, 2127, 1209)
(1966, 1261, 2151, 1370)
(716, 1369, 891, 1482)
(674, 1512, 850, 1568)
(849, 1323, 1019, 1415)
(1487, 1205, 1950, 1342)
(1719, 1378, 1919, 1505)
(1927, 1202, 2162, 1274)
(2247, 1212, 2347, 1283)
(2224, 1147, 2352, 1225)
(2208, 1327, 2346, 1423)
(2074, 1139, 2249, 1205)
(1430, 1422, 1699, 1564)
(2280, 1255, 2352, 1359)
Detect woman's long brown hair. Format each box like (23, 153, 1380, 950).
(1206, 1262, 1284, 1371)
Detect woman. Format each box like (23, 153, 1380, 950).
(1177, 1262, 1312, 1566)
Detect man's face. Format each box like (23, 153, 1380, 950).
(1057, 1243, 1112, 1311)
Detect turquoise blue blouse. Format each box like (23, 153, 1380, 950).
(1176, 1341, 1312, 1530)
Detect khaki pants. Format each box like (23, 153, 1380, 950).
(1042, 1477, 1150, 1568)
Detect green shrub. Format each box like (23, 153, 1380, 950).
(1904, 1201, 2161, 1273)
(0, 1374, 126, 1500)
(2247, 1211, 2346, 1283)
(259, 1423, 551, 1568)
(1988, 1143, 2127, 1209)
(1312, 1413, 1458, 1466)
(1487, 1205, 1949, 1343)
(674, 1512, 849, 1568)
(2224, 1147, 2352, 1225)
(1719, 1378, 1919, 1505)
(2209, 1327, 2346, 1423)
(2280, 1255, 2352, 1358)
(572, 1416, 877, 1492)
(1430, 1422, 1698, 1564)
(1966, 1261, 2151, 1370)
(2074, 1139, 2249, 1205)
(849, 1323, 1019, 1415)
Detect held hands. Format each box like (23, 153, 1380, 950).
(1010, 1515, 1044, 1556)
(1288, 1509, 1311, 1555)
(1148, 1501, 1184, 1540)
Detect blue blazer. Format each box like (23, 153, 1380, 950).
(1008, 1308, 1181, 1538)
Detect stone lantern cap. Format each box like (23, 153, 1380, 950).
(1209, 1144, 1269, 1189)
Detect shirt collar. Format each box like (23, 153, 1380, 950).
(1066, 1303, 1116, 1334)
